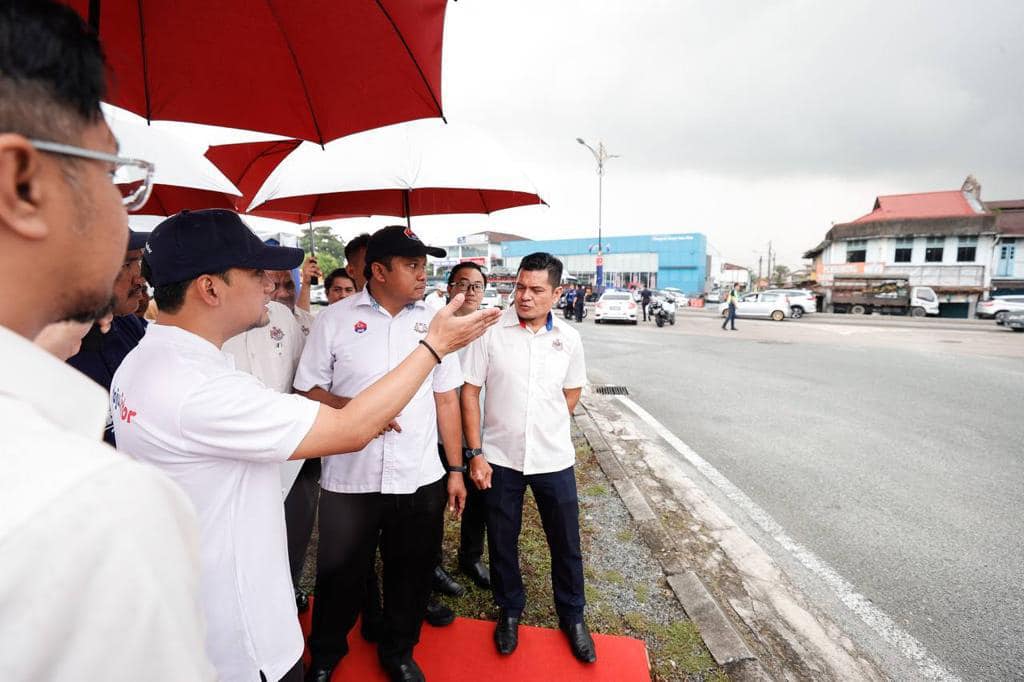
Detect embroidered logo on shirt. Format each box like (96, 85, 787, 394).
(354, 320, 368, 334)
(414, 321, 428, 333)
(269, 326, 285, 341)
(552, 338, 564, 351)
(301, 325, 310, 336)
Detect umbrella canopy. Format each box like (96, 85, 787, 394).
(66, 0, 448, 144)
(242, 119, 546, 222)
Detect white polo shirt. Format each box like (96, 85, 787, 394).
(0, 325, 213, 681)
(461, 307, 587, 475)
(112, 324, 319, 682)
(293, 306, 315, 337)
(293, 288, 462, 494)
(222, 302, 307, 495)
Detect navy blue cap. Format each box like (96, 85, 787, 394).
(365, 225, 445, 268)
(143, 209, 305, 287)
(127, 230, 150, 251)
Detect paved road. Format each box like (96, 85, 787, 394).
(576, 311, 1024, 680)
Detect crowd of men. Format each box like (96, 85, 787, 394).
(1, 4, 597, 682)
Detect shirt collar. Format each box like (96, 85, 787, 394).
(355, 287, 425, 315)
(506, 307, 554, 333)
(143, 323, 230, 362)
(0, 325, 108, 438)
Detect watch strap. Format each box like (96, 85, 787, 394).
(463, 447, 483, 460)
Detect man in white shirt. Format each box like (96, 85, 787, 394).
(295, 225, 468, 682)
(112, 210, 499, 682)
(269, 263, 317, 336)
(425, 284, 447, 312)
(461, 252, 596, 664)
(0, 3, 213, 679)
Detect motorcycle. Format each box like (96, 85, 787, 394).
(649, 299, 675, 327)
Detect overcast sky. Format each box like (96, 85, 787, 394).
(143, 1, 1024, 271)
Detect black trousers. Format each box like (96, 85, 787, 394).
(722, 303, 737, 329)
(259, 658, 301, 682)
(308, 477, 446, 668)
(283, 458, 321, 583)
(435, 444, 487, 565)
(641, 301, 650, 320)
(483, 464, 585, 622)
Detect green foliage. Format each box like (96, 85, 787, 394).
(299, 225, 346, 276)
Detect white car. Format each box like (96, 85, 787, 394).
(480, 288, 505, 310)
(764, 288, 817, 318)
(661, 287, 689, 306)
(309, 284, 327, 305)
(719, 292, 790, 321)
(594, 291, 638, 324)
(977, 295, 1024, 324)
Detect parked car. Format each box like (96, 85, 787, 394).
(662, 287, 688, 306)
(719, 292, 790, 321)
(309, 284, 327, 305)
(1005, 311, 1024, 332)
(763, 288, 816, 318)
(705, 289, 722, 303)
(480, 287, 505, 310)
(594, 291, 638, 324)
(976, 295, 1024, 324)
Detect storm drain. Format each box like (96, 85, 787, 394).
(594, 385, 629, 396)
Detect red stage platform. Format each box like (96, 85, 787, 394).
(299, 604, 651, 681)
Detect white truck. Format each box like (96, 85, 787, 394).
(830, 276, 939, 317)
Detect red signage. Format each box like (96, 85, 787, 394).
(595, 255, 604, 266)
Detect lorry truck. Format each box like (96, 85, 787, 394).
(830, 275, 939, 317)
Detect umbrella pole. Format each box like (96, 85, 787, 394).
(307, 220, 318, 285)
(404, 190, 411, 229)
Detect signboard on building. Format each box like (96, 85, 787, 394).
(457, 233, 488, 245)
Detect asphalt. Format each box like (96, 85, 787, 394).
(574, 310, 1024, 680)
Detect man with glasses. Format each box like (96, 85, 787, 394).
(0, 2, 211, 679)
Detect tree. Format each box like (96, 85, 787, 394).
(298, 225, 346, 277)
(772, 264, 791, 286)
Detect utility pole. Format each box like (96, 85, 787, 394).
(767, 241, 773, 286)
(577, 138, 620, 288)
(758, 256, 763, 285)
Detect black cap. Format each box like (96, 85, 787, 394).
(127, 230, 150, 251)
(365, 225, 446, 268)
(143, 209, 305, 286)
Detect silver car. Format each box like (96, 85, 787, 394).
(763, 288, 817, 318)
(719, 292, 790, 321)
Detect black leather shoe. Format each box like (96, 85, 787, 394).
(458, 558, 492, 589)
(425, 598, 455, 627)
(379, 656, 425, 682)
(303, 665, 334, 682)
(360, 611, 385, 643)
(494, 609, 520, 655)
(295, 587, 309, 614)
(559, 619, 597, 663)
(432, 565, 465, 597)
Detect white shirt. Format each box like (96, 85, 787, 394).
(425, 291, 447, 312)
(293, 288, 462, 494)
(293, 306, 315, 337)
(222, 302, 307, 495)
(461, 307, 587, 475)
(112, 324, 319, 682)
(0, 326, 213, 682)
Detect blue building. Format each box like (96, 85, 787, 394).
(501, 233, 709, 294)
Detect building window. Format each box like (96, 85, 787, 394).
(925, 236, 944, 263)
(846, 239, 867, 263)
(997, 239, 1016, 277)
(956, 236, 977, 263)
(894, 237, 913, 263)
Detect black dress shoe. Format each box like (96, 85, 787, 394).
(379, 656, 425, 682)
(295, 587, 309, 614)
(432, 565, 465, 597)
(458, 558, 492, 589)
(425, 598, 455, 627)
(360, 610, 385, 643)
(494, 609, 520, 655)
(559, 619, 597, 663)
(303, 665, 334, 682)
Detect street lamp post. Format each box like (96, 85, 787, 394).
(577, 137, 619, 288)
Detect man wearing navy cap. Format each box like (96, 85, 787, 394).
(67, 230, 150, 445)
(112, 210, 499, 682)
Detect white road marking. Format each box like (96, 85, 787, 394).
(616, 394, 960, 682)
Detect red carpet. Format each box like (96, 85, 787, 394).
(299, 601, 651, 681)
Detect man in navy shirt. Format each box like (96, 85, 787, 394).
(67, 230, 149, 445)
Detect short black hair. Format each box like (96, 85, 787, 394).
(447, 262, 488, 286)
(364, 255, 396, 283)
(344, 233, 371, 260)
(324, 267, 354, 290)
(0, 1, 107, 143)
(142, 258, 230, 314)
(517, 252, 563, 288)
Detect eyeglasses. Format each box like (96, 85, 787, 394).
(30, 139, 156, 212)
(452, 281, 485, 293)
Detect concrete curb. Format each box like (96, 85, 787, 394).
(575, 408, 764, 676)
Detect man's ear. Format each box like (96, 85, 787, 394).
(0, 135, 50, 240)
(193, 274, 224, 307)
(554, 285, 564, 299)
(369, 261, 387, 283)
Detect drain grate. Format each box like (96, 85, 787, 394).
(595, 385, 629, 395)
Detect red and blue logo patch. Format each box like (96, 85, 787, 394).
(354, 320, 368, 334)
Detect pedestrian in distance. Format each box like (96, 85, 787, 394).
(574, 284, 586, 322)
(722, 283, 740, 331)
(640, 286, 652, 321)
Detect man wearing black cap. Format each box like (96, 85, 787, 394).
(67, 230, 150, 445)
(112, 211, 499, 682)
(295, 225, 469, 682)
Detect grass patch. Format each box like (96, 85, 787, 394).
(584, 483, 608, 496)
(617, 527, 636, 543)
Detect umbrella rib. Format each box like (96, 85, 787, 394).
(136, 0, 153, 123)
(263, 0, 326, 146)
(372, 0, 446, 123)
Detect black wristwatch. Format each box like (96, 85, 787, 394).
(464, 447, 483, 460)
(445, 464, 467, 474)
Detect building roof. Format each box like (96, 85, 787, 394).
(984, 200, 1024, 236)
(479, 230, 530, 243)
(721, 262, 747, 271)
(852, 190, 987, 223)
